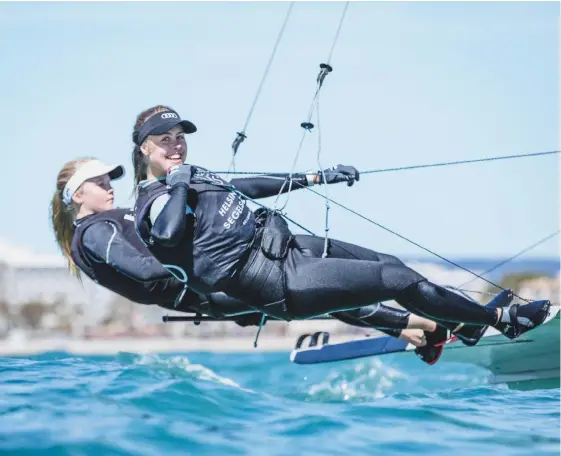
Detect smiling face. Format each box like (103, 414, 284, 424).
(72, 174, 115, 215)
(140, 125, 187, 179)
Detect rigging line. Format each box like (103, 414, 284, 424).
(229, 1, 295, 169)
(216, 150, 560, 176)
(240, 1, 294, 134)
(456, 230, 560, 290)
(285, 179, 530, 302)
(239, 173, 525, 298)
(361, 150, 560, 175)
(445, 286, 501, 298)
(283, 4, 350, 176)
(326, 1, 350, 64)
(444, 286, 478, 304)
(209, 174, 548, 303)
(282, 70, 325, 180)
(315, 97, 331, 258)
(273, 123, 311, 211)
(273, 3, 350, 210)
(272, 84, 320, 211)
(219, 171, 554, 302)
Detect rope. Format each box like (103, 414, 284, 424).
(229, 1, 295, 171)
(326, 2, 350, 64)
(220, 1, 554, 307)
(218, 171, 556, 303)
(444, 287, 500, 299)
(315, 98, 330, 257)
(457, 230, 560, 289)
(286, 179, 534, 302)
(205, 169, 554, 305)
(361, 150, 560, 174)
(273, 1, 350, 211)
(215, 150, 560, 176)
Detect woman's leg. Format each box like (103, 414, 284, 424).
(293, 234, 404, 265)
(333, 304, 437, 349)
(294, 234, 439, 332)
(293, 235, 528, 343)
(333, 303, 436, 332)
(284, 247, 550, 338)
(231, 228, 549, 341)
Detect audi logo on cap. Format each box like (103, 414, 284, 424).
(161, 112, 178, 119)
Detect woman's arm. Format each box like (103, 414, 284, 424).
(230, 173, 313, 199)
(150, 184, 190, 247)
(82, 221, 177, 283)
(230, 165, 360, 200)
(150, 165, 194, 247)
(83, 221, 206, 309)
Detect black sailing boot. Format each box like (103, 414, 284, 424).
(453, 289, 514, 346)
(494, 299, 552, 339)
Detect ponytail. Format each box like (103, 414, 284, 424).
(50, 158, 92, 279)
(132, 144, 147, 188)
(50, 191, 79, 277)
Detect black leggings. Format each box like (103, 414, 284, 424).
(232, 233, 498, 327)
(293, 235, 410, 332)
(208, 234, 410, 335)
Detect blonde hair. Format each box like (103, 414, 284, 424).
(50, 157, 94, 278)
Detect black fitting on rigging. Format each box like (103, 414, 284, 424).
(317, 63, 333, 87)
(301, 122, 314, 131)
(231, 131, 247, 156)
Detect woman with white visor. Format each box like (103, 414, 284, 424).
(50, 157, 465, 364)
(50, 157, 266, 320)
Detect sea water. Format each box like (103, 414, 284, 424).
(0, 351, 559, 455)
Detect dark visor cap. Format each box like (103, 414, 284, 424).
(135, 110, 197, 146)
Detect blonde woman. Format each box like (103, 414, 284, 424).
(50, 157, 462, 364)
(50, 157, 263, 323)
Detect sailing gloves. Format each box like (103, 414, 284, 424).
(314, 164, 360, 187)
(166, 164, 195, 188)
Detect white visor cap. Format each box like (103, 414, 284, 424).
(62, 159, 125, 206)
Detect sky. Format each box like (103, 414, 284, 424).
(0, 1, 558, 261)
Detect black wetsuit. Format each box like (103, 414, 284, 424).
(134, 165, 500, 329)
(70, 208, 255, 317)
(69, 207, 408, 335)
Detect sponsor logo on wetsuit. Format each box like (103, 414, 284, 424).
(218, 192, 236, 217)
(223, 195, 247, 230)
(192, 168, 227, 187)
(218, 191, 250, 230)
(191, 167, 253, 231)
